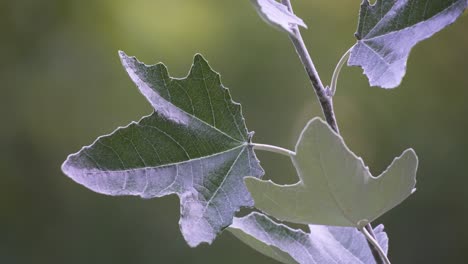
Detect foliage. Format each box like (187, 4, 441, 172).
(245, 118, 418, 228)
(229, 212, 388, 264)
(62, 52, 263, 247)
(62, 0, 468, 263)
(349, 0, 468, 88)
(250, 0, 307, 34)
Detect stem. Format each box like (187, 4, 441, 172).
(252, 143, 295, 157)
(330, 47, 352, 96)
(281, 0, 340, 134)
(366, 224, 385, 264)
(280, 1, 385, 263)
(361, 227, 391, 264)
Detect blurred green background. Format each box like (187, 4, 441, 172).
(1, 0, 468, 263)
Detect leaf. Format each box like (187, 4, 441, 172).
(229, 212, 388, 264)
(245, 117, 418, 227)
(250, 0, 307, 35)
(348, 0, 468, 88)
(61, 52, 264, 247)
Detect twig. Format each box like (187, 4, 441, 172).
(361, 227, 391, 264)
(365, 223, 385, 264)
(280, 1, 385, 263)
(281, 0, 339, 134)
(252, 143, 296, 157)
(330, 47, 352, 95)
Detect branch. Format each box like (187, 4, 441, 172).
(281, 0, 339, 134)
(280, 1, 384, 263)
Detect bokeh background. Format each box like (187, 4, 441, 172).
(1, 0, 468, 263)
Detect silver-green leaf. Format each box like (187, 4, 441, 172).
(61, 52, 264, 247)
(229, 212, 388, 264)
(349, 0, 468, 88)
(245, 117, 417, 227)
(250, 0, 307, 35)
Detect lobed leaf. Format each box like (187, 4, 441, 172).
(62, 52, 264, 247)
(229, 212, 388, 264)
(250, 0, 307, 35)
(349, 0, 468, 88)
(246, 117, 418, 227)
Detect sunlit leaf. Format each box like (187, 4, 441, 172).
(246, 117, 417, 227)
(250, 0, 307, 35)
(62, 52, 264, 247)
(349, 0, 468, 88)
(229, 212, 388, 264)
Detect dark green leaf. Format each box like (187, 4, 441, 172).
(62, 52, 264, 247)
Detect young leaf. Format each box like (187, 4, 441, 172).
(245, 117, 418, 227)
(348, 0, 468, 88)
(229, 212, 388, 264)
(61, 52, 264, 247)
(250, 0, 307, 35)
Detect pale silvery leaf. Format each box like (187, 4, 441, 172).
(229, 212, 388, 264)
(251, 0, 307, 35)
(246, 117, 418, 227)
(349, 0, 468, 88)
(62, 52, 264, 247)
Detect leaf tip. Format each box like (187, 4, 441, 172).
(251, 0, 307, 35)
(60, 152, 87, 190)
(118, 50, 133, 64)
(118, 50, 138, 70)
(60, 156, 71, 177)
(301, 117, 339, 139)
(402, 148, 419, 166)
(61, 150, 81, 180)
(191, 53, 214, 76)
(193, 53, 209, 65)
(361, 0, 371, 7)
(117, 50, 126, 58)
(303, 117, 329, 131)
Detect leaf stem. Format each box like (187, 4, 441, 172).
(252, 143, 295, 157)
(280, 1, 384, 263)
(365, 224, 385, 264)
(330, 47, 352, 96)
(281, 0, 340, 133)
(361, 227, 391, 264)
